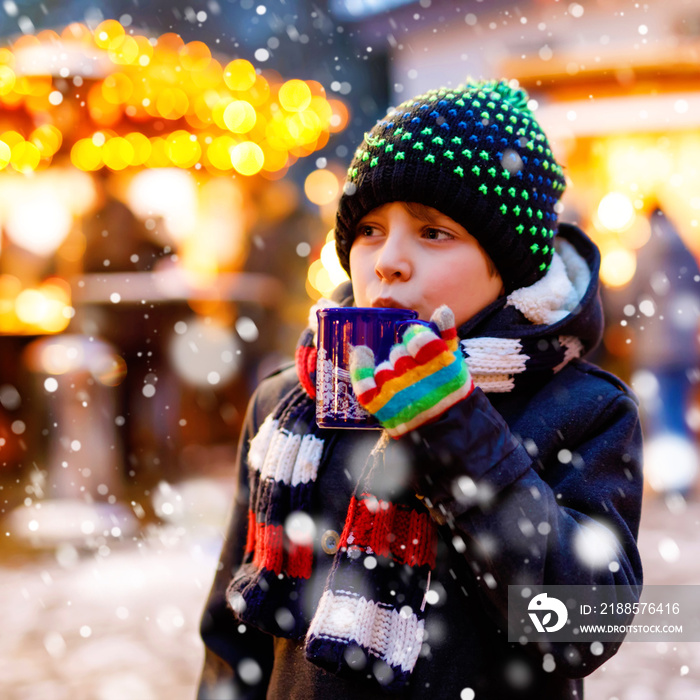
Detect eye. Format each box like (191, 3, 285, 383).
(357, 224, 378, 237)
(423, 227, 454, 240)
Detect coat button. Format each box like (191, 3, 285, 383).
(321, 529, 340, 555)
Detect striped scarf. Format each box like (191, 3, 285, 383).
(226, 328, 438, 692)
(227, 300, 585, 692)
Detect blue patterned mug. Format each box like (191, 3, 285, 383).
(315, 307, 420, 429)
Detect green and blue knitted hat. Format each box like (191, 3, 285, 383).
(335, 79, 567, 292)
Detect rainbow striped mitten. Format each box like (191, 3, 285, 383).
(349, 305, 474, 438)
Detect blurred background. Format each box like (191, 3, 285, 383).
(0, 1, 699, 699)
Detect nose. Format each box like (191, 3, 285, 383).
(374, 233, 411, 281)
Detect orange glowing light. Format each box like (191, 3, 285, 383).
(146, 137, 170, 168)
(0, 89, 21, 107)
(279, 79, 312, 112)
(88, 83, 122, 125)
(0, 275, 21, 308)
(304, 169, 339, 206)
(101, 72, 133, 104)
(212, 95, 234, 130)
(206, 135, 236, 170)
(223, 100, 256, 133)
(12, 35, 40, 52)
(15, 74, 52, 97)
(11, 141, 41, 173)
(0, 65, 15, 96)
(180, 236, 219, 288)
(94, 19, 125, 50)
(265, 114, 291, 151)
(600, 248, 637, 288)
(35, 29, 60, 44)
(70, 138, 102, 171)
(1, 131, 23, 148)
(102, 136, 135, 170)
(223, 59, 257, 91)
(15, 287, 70, 332)
(309, 96, 332, 124)
(167, 130, 202, 168)
(156, 87, 189, 120)
(109, 35, 140, 65)
(327, 99, 349, 133)
(30, 124, 62, 158)
(0, 140, 10, 169)
(191, 59, 223, 90)
(15, 289, 45, 325)
(179, 41, 211, 72)
(247, 75, 271, 106)
(40, 279, 73, 332)
(124, 132, 152, 165)
(155, 32, 185, 54)
(230, 141, 264, 176)
(598, 192, 635, 232)
(0, 48, 15, 66)
(286, 110, 321, 145)
(61, 22, 93, 45)
(132, 35, 154, 65)
(192, 93, 215, 125)
(259, 144, 288, 173)
(0, 24, 348, 178)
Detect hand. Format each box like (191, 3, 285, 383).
(349, 305, 474, 438)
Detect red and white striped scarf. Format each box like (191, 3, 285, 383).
(225, 328, 438, 693)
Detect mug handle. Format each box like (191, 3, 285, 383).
(395, 318, 440, 342)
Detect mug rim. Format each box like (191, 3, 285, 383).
(316, 306, 418, 318)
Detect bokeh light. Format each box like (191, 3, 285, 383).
(599, 247, 637, 288)
(307, 231, 349, 298)
(94, 19, 125, 50)
(574, 522, 619, 569)
(127, 168, 198, 241)
(14, 279, 71, 333)
(30, 124, 62, 157)
(102, 136, 135, 170)
(167, 130, 202, 168)
(223, 58, 257, 91)
(5, 191, 73, 256)
(10, 141, 41, 173)
(304, 169, 339, 206)
(179, 41, 211, 72)
(168, 317, 242, 387)
(230, 141, 264, 176)
(644, 433, 699, 493)
(279, 79, 312, 112)
(0, 23, 346, 181)
(598, 192, 635, 231)
(71, 138, 103, 171)
(223, 100, 256, 133)
(0, 140, 10, 168)
(0, 64, 16, 95)
(0, 20, 350, 335)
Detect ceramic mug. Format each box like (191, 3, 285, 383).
(315, 307, 436, 429)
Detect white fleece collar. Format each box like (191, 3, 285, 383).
(505, 238, 591, 326)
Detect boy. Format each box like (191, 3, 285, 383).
(198, 80, 643, 699)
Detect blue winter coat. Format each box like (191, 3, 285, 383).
(198, 224, 643, 699)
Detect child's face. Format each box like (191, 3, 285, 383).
(349, 202, 504, 327)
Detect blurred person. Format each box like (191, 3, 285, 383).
(197, 80, 643, 699)
(605, 207, 700, 494)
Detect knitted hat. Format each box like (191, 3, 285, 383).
(335, 79, 567, 292)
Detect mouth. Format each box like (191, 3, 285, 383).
(370, 298, 412, 310)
